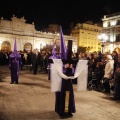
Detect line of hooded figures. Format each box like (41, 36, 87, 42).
(1, 48, 120, 118)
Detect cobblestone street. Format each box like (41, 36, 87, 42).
(0, 65, 120, 120)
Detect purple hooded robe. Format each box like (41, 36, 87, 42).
(55, 26, 76, 118)
(9, 39, 22, 84)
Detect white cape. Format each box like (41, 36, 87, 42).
(50, 59, 88, 92)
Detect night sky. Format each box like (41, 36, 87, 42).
(0, 0, 120, 31)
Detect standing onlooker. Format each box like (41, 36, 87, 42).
(31, 49, 41, 75)
(87, 53, 94, 85)
(112, 65, 120, 100)
(112, 51, 118, 76)
(103, 54, 114, 93)
(93, 62, 104, 88)
(19, 51, 25, 70)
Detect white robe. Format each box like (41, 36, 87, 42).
(50, 59, 88, 92)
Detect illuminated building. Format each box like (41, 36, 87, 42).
(102, 12, 120, 53)
(71, 21, 102, 52)
(0, 15, 77, 52)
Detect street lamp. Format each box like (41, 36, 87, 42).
(110, 20, 117, 49)
(110, 20, 116, 42)
(73, 46, 77, 53)
(98, 33, 108, 53)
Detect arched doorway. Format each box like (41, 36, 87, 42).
(1, 41, 11, 51)
(24, 43, 32, 52)
(114, 47, 120, 54)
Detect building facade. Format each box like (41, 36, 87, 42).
(0, 15, 77, 52)
(102, 12, 120, 53)
(71, 21, 102, 52)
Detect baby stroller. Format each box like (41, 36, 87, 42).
(88, 71, 104, 91)
(88, 61, 105, 91)
(97, 78, 105, 92)
(88, 72, 98, 90)
(99, 78, 114, 93)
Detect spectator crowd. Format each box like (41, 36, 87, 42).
(0, 49, 120, 100)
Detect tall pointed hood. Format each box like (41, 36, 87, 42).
(52, 44, 56, 55)
(50, 44, 57, 59)
(14, 38, 17, 51)
(10, 38, 21, 58)
(59, 26, 67, 60)
(49, 44, 57, 59)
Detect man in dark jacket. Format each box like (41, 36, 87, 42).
(113, 65, 120, 100)
(31, 49, 41, 75)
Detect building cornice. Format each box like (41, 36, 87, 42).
(102, 15, 120, 21)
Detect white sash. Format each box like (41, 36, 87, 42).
(50, 59, 88, 92)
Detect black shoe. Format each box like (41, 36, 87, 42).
(33, 73, 37, 75)
(0, 79, 3, 82)
(111, 97, 119, 100)
(59, 116, 65, 119)
(60, 113, 73, 119)
(68, 113, 73, 118)
(15, 82, 19, 84)
(10, 82, 14, 84)
(104, 90, 110, 94)
(59, 114, 67, 119)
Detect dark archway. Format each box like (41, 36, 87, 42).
(24, 43, 32, 52)
(1, 41, 11, 51)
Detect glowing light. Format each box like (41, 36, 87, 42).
(98, 33, 108, 53)
(103, 21, 108, 27)
(110, 20, 117, 26)
(98, 34, 108, 42)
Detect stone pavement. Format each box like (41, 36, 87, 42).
(0, 65, 120, 120)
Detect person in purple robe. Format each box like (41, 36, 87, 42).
(48, 44, 58, 80)
(54, 26, 76, 118)
(9, 39, 22, 84)
(55, 63, 76, 118)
